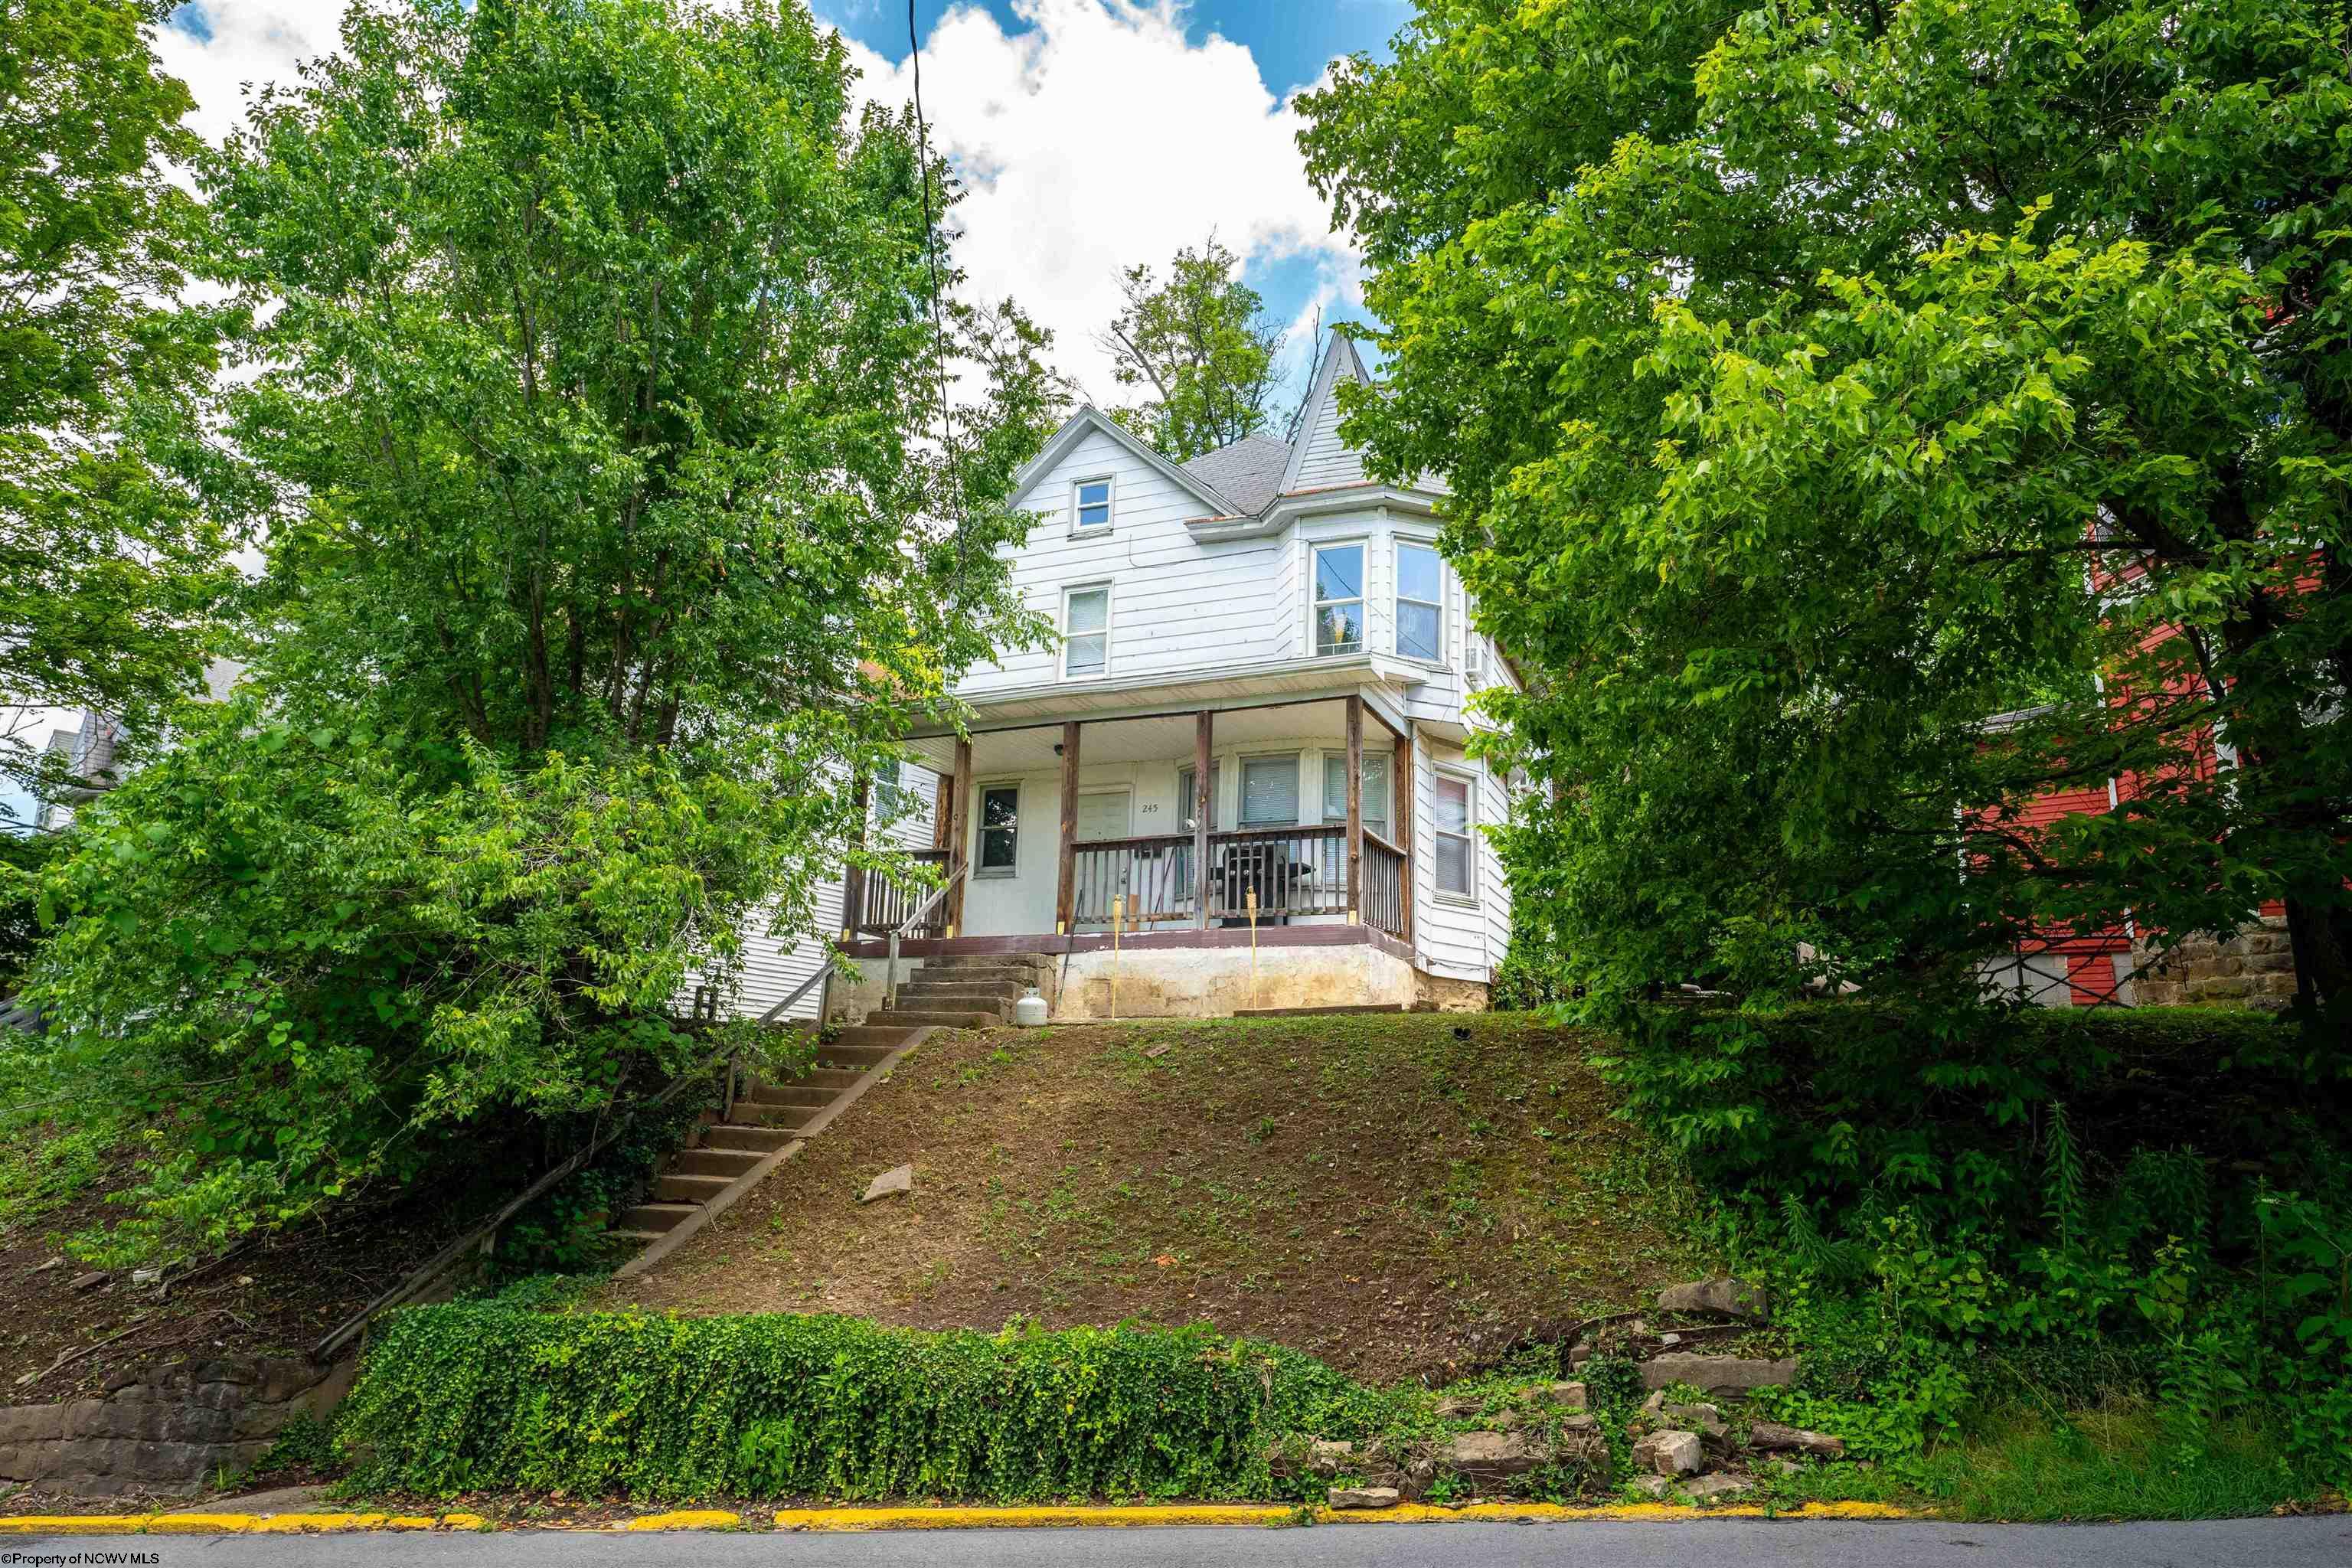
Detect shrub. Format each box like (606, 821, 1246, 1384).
(1594, 1002, 2334, 1239)
(338, 1304, 1399, 1501)
(1596, 1001, 2352, 1482)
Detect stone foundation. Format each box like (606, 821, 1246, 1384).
(1413, 971, 1491, 1012)
(0, 1354, 353, 1498)
(1053, 941, 1419, 1021)
(2131, 917, 2299, 1008)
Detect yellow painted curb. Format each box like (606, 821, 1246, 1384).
(0, 1511, 488, 1535)
(760, 1500, 1918, 1530)
(0, 1499, 1915, 1535)
(623, 1510, 746, 1530)
(767, 1504, 1294, 1531)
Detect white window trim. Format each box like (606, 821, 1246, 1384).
(1237, 750, 1305, 828)
(1321, 749, 1395, 842)
(973, 779, 1023, 879)
(1431, 766, 1479, 905)
(1060, 581, 1112, 681)
(1175, 760, 1222, 832)
(1070, 473, 1115, 535)
(1393, 536, 1446, 667)
(1308, 537, 1370, 659)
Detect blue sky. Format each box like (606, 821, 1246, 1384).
(1, 5, 1411, 773)
(825, 2, 1403, 100)
(152, 2, 1407, 406)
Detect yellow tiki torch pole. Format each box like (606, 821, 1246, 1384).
(1246, 886, 1259, 1008)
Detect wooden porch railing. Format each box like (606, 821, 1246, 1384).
(1207, 824, 1348, 924)
(857, 848, 952, 938)
(1070, 832, 1198, 927)
(1064, 825, 1408, 939)
(1361, 831, 1406, 940)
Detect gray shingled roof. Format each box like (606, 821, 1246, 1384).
(1179, 433, 1292, 518)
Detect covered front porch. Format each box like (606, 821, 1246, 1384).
(841, 694, 1415, 959)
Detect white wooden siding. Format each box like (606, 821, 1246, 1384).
(723, 760, 936, 1022)
(964, 430, 1296, 695)
(1410, 732, 1504, 982)
(1292, 369, 1369, 491)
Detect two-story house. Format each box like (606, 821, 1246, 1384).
(740, 337, 1516, 1022)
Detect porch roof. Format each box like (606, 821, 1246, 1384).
(902, 697, 1398, 776)
(914, 654, 1426, 738)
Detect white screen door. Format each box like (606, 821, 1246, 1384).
(1076, 789, 1130, 841)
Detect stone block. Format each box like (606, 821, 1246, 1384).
(1681, 1472, 1755, 1504)
(860, 1164, 914, 1203)
(1632, 1429, 1702, 1478)
(1530, 1380, 1586, 1410)
(1442, 1430, 1547, 1482)
(1661, 1401, 1726, 1441)
(1749, 1421, 1844, 1459)
(257, 1359, 327, 1405)
(1658, 1278, 1769, 1319)
(1327, 1486, 1400, 1510)
(1640, 1354, 1799, 1394)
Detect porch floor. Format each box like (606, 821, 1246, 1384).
(838, 922, 1413, 964)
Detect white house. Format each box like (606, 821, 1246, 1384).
(738, 336, 1517, 1022)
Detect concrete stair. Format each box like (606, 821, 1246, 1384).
(612, 1024, 920, 1243)
(868, 952, 1059, 1029)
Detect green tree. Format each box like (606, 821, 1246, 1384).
(18, 0, 1058, 1251)
(0, 1, 234, 812)
(1298, 0, 2352, 1023)
(1102, 236, 1289, 462)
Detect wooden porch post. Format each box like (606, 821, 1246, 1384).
(1344, 694, 1364, 924)
(1055, 720, 1082, 936)
(1389, 714, 1416, 947)
(841, 771, 871, 939)
(1194, 710, 1214, 929)
(946, 737, 972, 938)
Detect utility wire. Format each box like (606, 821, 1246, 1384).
(910, 0, 958, 504)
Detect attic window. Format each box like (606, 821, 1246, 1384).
(1073, 477, 1112, 530)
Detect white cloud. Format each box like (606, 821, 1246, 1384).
(841, 0, 1359, 402)
(152, 3, 357, 150)
(147, 2, 1358, 404)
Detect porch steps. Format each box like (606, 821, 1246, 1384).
(862, 1008, 998, 1029)
(611, 1024, 923, 1243)
(877, 951, 1060, 1027)
(890, 982, 1026, 1013)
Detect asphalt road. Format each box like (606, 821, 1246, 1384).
(8, 1518, 2348, 1568)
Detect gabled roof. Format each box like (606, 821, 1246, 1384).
(1005, 405, 1240, 517)
(1179, 434, 1289, 517)
(1279, 333, 1372, 498)
(1011, 335, 1436, 533)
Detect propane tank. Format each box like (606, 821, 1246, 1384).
(1012, 986, 1050, 1027)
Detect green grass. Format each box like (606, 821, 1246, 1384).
(1913, 1403, 2320, 1521)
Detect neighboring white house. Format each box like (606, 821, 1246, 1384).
(733, 335, 1517, 1021)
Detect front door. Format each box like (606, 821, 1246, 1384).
(1076, 788, 1130, 843)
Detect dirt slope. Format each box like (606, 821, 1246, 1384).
(596, 1013, 1712, 1381)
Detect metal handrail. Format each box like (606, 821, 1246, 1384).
(312, 940, 842, 1364)
(308, 1048, 723, 1363)
(884, 861, 965, 1010)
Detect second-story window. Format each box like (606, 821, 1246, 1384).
(1073, 476, 1112, 531)
(1313, 543, 1364, 656)
(1396, 542, 1443, 662)
(1063, 585, 1109, 678)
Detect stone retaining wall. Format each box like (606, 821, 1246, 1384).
(0, 1354, 352, 1498)
(2132, 916, 2299, 1008)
